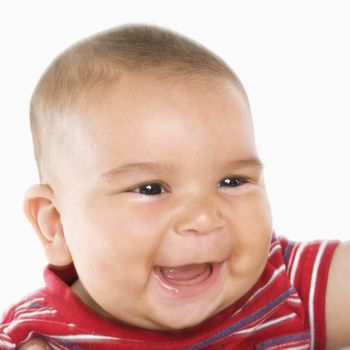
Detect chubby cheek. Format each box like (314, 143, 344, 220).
(229, 191, 272, 277)
(64, 198, 167, 295)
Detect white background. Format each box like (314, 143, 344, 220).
(0, 1, 349, 315)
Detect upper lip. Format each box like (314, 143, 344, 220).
(155, 260, 224, 268)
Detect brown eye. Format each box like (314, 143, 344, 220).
(134, 183, 164, 195)
(219, 177, 246, 187)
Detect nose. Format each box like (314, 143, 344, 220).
(173, 195, 225, 236)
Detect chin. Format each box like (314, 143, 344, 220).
(150, 305, 219, 332)
(157, 317, 206, 332)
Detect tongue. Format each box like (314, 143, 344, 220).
(160, 263, 209, 281)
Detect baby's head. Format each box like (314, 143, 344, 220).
(24, 24, 272, 331)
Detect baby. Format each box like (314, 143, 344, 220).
(1, 24, 349, 350)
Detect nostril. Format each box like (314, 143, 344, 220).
(177, 222, 224, 236)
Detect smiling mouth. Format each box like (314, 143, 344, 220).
(153, 262, 222, 298)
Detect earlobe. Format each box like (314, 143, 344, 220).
(23, 184, 72, 266)
(44, 230, 73, 266)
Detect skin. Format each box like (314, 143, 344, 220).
(20, 75, 350, 349)
(325, 241, 350, 349)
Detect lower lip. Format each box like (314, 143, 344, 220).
(153, 263, 222, 299)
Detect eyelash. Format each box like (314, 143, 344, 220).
(129, 176, 249, 196)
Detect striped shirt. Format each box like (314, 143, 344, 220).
(0, 235, 338, 350)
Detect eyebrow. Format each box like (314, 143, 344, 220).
(99, 156, 263, 184)
(223, 157, 263, 171)
(100, 162, 174, 182)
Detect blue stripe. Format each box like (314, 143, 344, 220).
(283, 242, 293, 264)
(184, 288, 296, 350)
(256, 332, 310, 349)
(28, 303, 43, 308)
(57, 340, 85, 350)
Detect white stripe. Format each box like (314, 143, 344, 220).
(287, 346, 310, 350)
(255, 313, 298, 331)
(232, 264, 286, 318)
(14, 297, 45, 313)
(0, 339, 15, 349)
(3, 319, 43, 333)
(4, 324, 144, 345)
(0, 333, 11, 340)
(48, 334, 123, 342)
(17, 309, 57, 319)
(309, 240, 327, 350)
(246, 265, 286, 305)
(234, 313, 298, 335)
(46, 343, 62, 350)
(286, 244, 299, 275)
(268, 243, 281, 257)
(265, 340, 309, 350)
(290, 242, 307, 285)
(230, 291, 289, 333)
(44, 333, 143, 343)
(286, 297, 302, 304)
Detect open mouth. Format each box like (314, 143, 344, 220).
(159, 263, 212, 285)
(153, 262, 221, 298)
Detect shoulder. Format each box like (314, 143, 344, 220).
(1, 292, 48, 325)
(276, 235, 340, 349)
(0, 292, 51, 345)
(0, 295, 41, 349)
(277, 236, 338, 286)
(326, 241, 350, 349)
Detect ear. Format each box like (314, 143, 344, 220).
(23, 184, 72, 267)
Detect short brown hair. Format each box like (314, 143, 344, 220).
(30, 24, 249, 186)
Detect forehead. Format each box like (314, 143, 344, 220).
(74, 74, 256, 170)
(80, 73, 251, 130)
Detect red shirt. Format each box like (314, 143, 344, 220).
(0, 236, 338, 350)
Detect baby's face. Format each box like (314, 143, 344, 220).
(58, 75, 272, 331)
